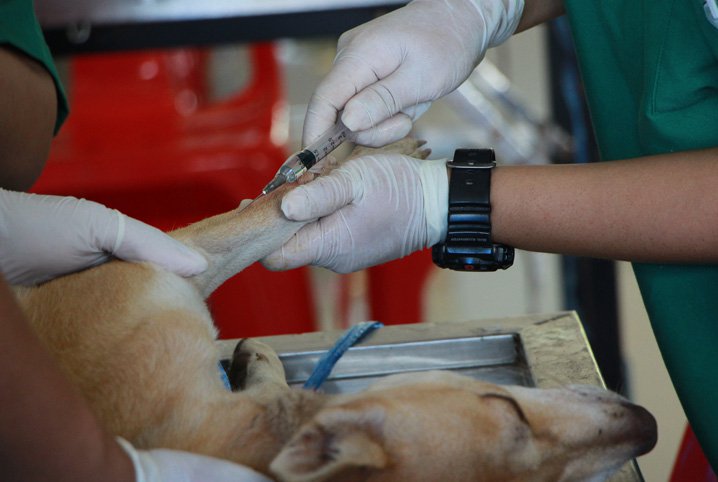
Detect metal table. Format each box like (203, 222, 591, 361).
(218, 311, 645, 482)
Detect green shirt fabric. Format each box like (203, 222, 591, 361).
(0, 0, 68, 133)
(564, 0, 718, 469)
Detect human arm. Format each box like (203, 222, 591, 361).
(302, 0, 565, 148)
(263, 148, 718, 273)
(0, 189, 208, 286)
(516, 0, 564, 33)
(0, 275, 273, 482)
(490, 148, 718, 262)
(0, 46, 56, 190)
(0, 275, 134, 482)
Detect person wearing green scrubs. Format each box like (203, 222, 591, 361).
(564, 0, 718, 469)
(0, 1, 271, 481)
(263, 0, 718, 471)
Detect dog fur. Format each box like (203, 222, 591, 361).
(14, 139, 656, 481)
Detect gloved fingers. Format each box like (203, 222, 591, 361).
(301, 61, 378, 145)
(302, 40, 400, 145)
(302, 91, 343, 146)
(261, 222, 326, 271)
(110, 214, 208, 276)
(280, 168, 360, 222)
(350, 113, 414, 148)
(341, 66, 430, 134)
(402, 101, 432, 123)
(344, 107, 432, 149)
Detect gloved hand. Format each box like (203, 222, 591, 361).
(0, 189, 208, 286)
(303, 0, 525, 148)
(116, 438, 273, 482)
(262, 154, 448, 273)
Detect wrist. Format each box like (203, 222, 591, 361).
(464, 0, 525, 48)
(493, 0, 526, 47)
(115, 437, 148, 482)
(419, 159, 449, 247)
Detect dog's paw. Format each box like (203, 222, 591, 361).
(228, 338, 287, 391)
(348, 138, 431, 161)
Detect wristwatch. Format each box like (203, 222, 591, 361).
(431, 148, 514, 271)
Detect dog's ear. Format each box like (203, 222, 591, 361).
(269, 407, 388, 482)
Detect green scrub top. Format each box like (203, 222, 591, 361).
(0, 0, 69, 133)
(564, 0, 718, 469)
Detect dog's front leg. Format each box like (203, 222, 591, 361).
(169, 181, 311, 298)
(169, 138, 431, 299)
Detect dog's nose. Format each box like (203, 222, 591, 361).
(622, 402, 658, 456)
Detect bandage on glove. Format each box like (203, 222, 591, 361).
(303, 0, 525, 148)
(0, 189, 207, 286)
(116, 438, 273, 482)
(262, 154, 448, 273)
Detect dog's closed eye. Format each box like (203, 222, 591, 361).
(480, 393, 531, 428)
(228, 339, 251, 391)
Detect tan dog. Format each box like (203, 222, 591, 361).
(14, 139, 656, 482)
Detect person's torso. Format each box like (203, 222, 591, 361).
(564, 0, 718, 159)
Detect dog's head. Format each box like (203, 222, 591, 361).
(270, 371, 656, 482)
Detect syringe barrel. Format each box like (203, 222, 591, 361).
(305, 118, 350, 162)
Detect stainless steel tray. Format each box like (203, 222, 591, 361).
(278, 334, 530, 393)
(217, 311, 643, 482)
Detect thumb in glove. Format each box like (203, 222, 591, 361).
(0, 189, 207, 286)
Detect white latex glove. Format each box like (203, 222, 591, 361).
(303, 0, 524, 148)
(262, 155, 448, 273)
(116, 438, 273, 482)
(0, 189, 208, 286)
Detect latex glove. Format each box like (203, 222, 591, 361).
(263, 155, 448, 273)
(116, 438, 273, 482)
(303, 0, 525, 148)
(0, 189, 207, 286)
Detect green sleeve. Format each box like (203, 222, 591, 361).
(0, 0, 69, 133)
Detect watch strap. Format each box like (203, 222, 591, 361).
(445, 149, 495, 250)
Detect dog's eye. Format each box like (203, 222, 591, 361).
(480, 393, 531, 428)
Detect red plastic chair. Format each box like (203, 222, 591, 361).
(329, 250, 435, 328)
(671, 425, 718, 482)
(367, 250, 435, 325)
(32, 43, 315, 339)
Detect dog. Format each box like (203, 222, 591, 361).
(14, 139, 657, 481)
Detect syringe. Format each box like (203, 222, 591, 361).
(261, 118, 350, 195)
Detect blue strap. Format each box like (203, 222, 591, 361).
(303, 321, 383, 391)
(218, 362, 232, 390)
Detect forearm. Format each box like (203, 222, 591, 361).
(516, 0, 565, 32)
(0, 278, 133, 482)
(491, 148, 718, 262)
(0, 47, 56, 190)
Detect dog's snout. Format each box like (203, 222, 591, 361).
(567, 385, 657, 456)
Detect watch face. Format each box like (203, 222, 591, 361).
(432, 244, 514, 272)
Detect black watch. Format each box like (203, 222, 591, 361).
(431, 148, 514, 271)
